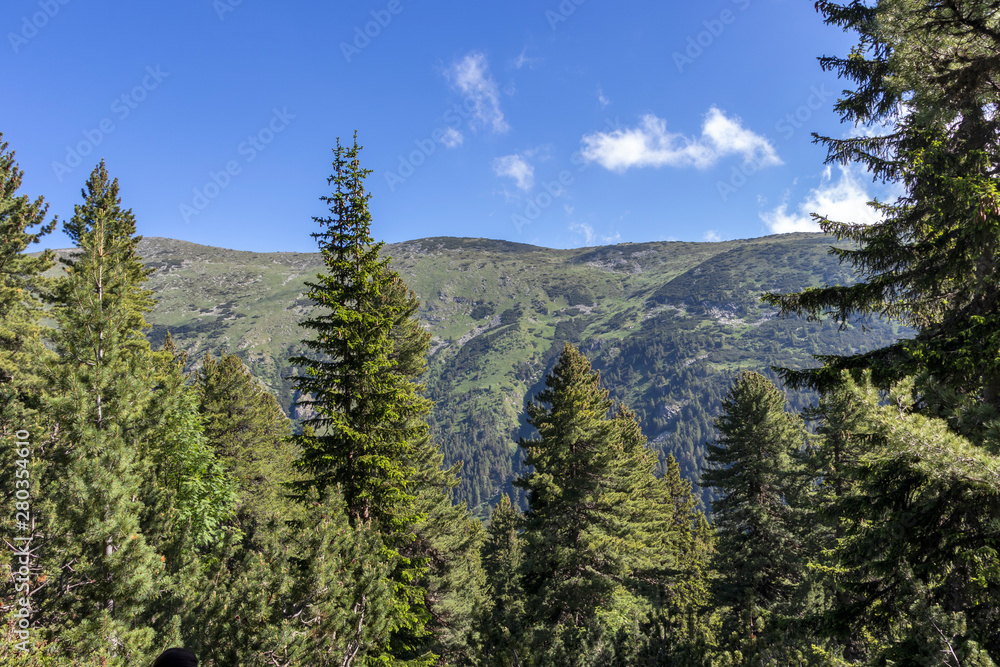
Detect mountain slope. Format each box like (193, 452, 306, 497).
(48, 233, 901, 513)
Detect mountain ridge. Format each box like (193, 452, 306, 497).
(40, 231, 899, 512)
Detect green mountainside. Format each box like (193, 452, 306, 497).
(46, 232, 902, 514)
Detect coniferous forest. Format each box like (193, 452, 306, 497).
(3, 3, 1000, 665)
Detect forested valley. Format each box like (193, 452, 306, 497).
(3, 2, 1000, 665)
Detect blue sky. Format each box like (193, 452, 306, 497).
(2, 0, 893, 253)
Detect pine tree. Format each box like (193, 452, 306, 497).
(31, 164, 235, 663)
(515, 343, 681, 664)
(197, 352, 299, 533)
(181, 347, 306, 667)
(290, 133, 427, 530)
(287, 489, 403, 667)
(516, 342, 622, 660)
(0, 133, 56, 429)
(660, 454, 714, 633)
(0, 134, 57, 664)
(36, 161, 162, 662)
(290, 135, 435, 665)
(764, 1, 1000, 412)
(478, 494, 526, 666)
(700, 371, 806, 660)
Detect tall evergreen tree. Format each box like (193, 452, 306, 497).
(764, 1, 1000, 412)
(36, 161, 162, 663)
(0, 134, 57, 664)
(291, 133, 427, 530)
(34, 163, 234, 663)
(197, 352, 299, 533)
(478, 494, 526, 666)
(756, 5, 1000, 661)
(290, 135, 436, 665)
(700, 371, 806, 661)
(515, 343, 686, 664)
(0, 134, 55, 430)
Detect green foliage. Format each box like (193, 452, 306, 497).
(287, 490, 423, 667)
(700, 371, 808, 660)
(0, 132, 56, 423)
(291, 135, 453, 666)
(0, 133, 59, 667)
(515, 343, 712, 665)
(197, 351, 300, 534)
(35, 162, 163, 663)
(478, 494, 526, 665)
(765, 1, 1000, 410)
(145, 340, 237, 549)
(30, 163, 234, 664)
(816, 373, 1000, 664)
(515, 343, 633, 655)
(290, 135, 428, 532)
(383, 278, 486, 664)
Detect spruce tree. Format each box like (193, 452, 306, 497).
(515, 343, 682, 664)
(291, 133, 427, 530)
(290, 134, 435, 665)
(478, 494, 526, 666)
(516, 342, 622, 661)
(700, 371, 806, 660)
(764, 1, 1000, 411)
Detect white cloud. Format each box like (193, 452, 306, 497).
(761, 165, 881, 234)
(570, 222, 595, 246)
(580, 107, 781, 172)
(597, 88, 610, 108)
(493, 154, 534, 191)
(703, 230, 723, 242)
(514, 47, 541, 70)
(447, 52, 509, 133)
(441, 127, 463, 148)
